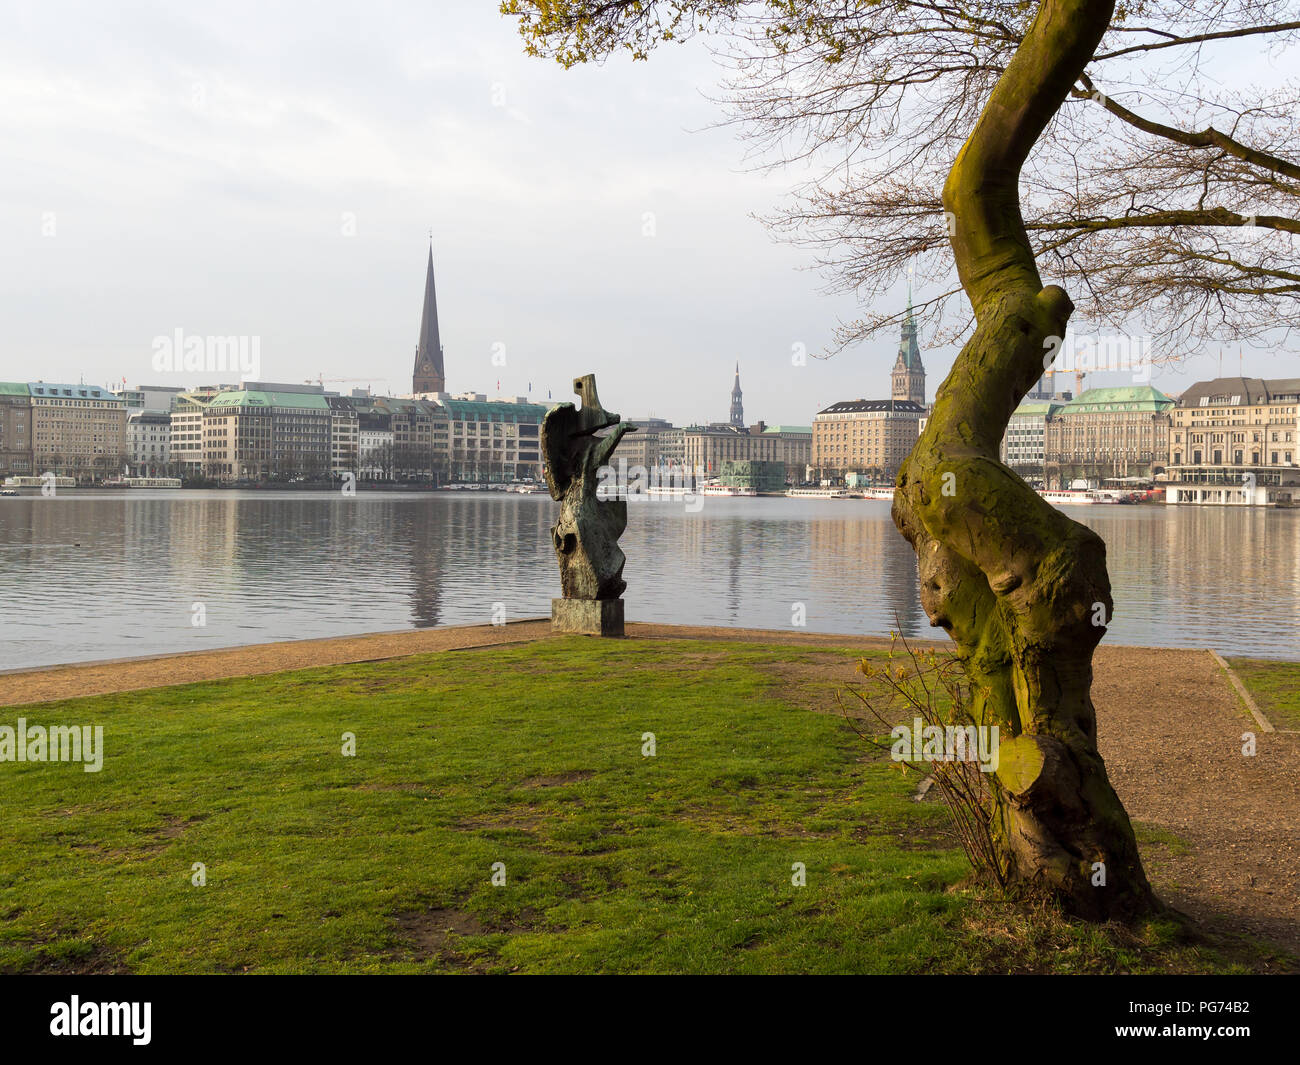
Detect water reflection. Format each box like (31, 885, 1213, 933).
(0, 491, 1295, 670)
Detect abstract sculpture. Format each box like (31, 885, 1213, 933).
(541, 374, 636, 636)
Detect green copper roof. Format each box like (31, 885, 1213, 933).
(0, 382, 30, 396)
(1010, 401, 1063, 417)
(207, 390, 330, 411)
(761, 425, 812, 434)
(1061, 386, 1173, 414)
(896, 299, 922, 371)
(441, 398, 549, 422)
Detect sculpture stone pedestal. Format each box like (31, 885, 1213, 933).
(552, 597, 624, 637)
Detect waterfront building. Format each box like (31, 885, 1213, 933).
(1165, 376, 1300, 505)
(656, 426, 687, 471)
(27, 382, 128, 483)
(170, 387, 226, 475)
(375, 397, 446, 482)
(616, 417, 672, 473)
(0, 382, 33, 477)
(358, 411, 395, 481)
(440, 394, 547, 483)
(811, 399, 926, 483)
(328, 396, 359, 477)
(1042, 386, 1173, 488)
(729, 364, 744, 428)
(1000, 400, 1065, 482)
(411, 247, 447, 395)
(127, 410, 172, 476)
(202, 383, 331, 481)
(683, 423, 784, 479)
(759, 424, 812, 482)
(813, 300, 928, 484)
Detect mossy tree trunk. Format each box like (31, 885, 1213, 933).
(892, 0, 1158, 920)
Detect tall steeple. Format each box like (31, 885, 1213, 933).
(412, 243, 446, 394)
(729, 362, 744, 427)
(891, 286, 926, 405)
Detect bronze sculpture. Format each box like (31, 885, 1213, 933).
(541, 374, 635, 635)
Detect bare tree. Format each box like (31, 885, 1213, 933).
(696, 0, 1300, 360)
(496, 0, 1300, 918)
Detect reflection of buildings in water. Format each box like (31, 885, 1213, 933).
(809, 505, 924, 638)
(624, 501, 817, 628)
(724, 518, 743, 621)
(389, 499, 448, 629)
(416, 496, 558, 627)
(1060, 508, 1300, 653)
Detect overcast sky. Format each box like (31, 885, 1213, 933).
(3, 1, 1296, 425)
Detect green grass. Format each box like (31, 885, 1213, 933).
(1227, 657, 1300, 731)
(0, 638, 1274, 973)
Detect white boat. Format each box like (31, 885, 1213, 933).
(787, 487, 851, 499)
(860, 487, 895, 501)
(1038, 489, 1122, 507)
(701, 485, 756, 497)
(3, 475, 74, 488)
(103, 476, 182, 489)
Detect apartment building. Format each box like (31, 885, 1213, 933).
(1043, 386, 1173, 488)
(27, 382, 128, 482)
(127, 411, 172, 476)
(811, 399, 926, 483)
(1165, 376, 1300, 504)
(0, 383, 33, 476)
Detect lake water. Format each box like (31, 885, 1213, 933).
(1, 490, 1296, 670)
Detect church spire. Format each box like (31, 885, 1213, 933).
(413, 242, 446, 394)
(729, 362, 744, 427)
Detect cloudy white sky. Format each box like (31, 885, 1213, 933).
(2, 1, 1295, 424)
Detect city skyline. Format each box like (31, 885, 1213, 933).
(5, 4, 1297, 430)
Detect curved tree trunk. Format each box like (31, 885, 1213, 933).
(892, 0, 1158, 920)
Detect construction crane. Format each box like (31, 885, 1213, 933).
(305, 376, 387, 386)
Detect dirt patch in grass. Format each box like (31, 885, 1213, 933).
(455, 809, 546, 833)
(754, 654, 868, 715)
(4, 935, 130, 975)
(390, 904, 545, 971)
(150, 813, 211, 839)
(519, 770, 595, 788)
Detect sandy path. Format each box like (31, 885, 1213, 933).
(1092, 645, 1300, 952)
(1, 623, 1295, 951)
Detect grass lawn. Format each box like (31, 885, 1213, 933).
(0, 638, 1274, 974)
(1227, 657, 1300, 731)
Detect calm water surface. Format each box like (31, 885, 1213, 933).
(0, 490, 1296, 669)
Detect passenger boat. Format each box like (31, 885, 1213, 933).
(102, 477, 182, 488)
(3, 475, 75, 488)
(1038, 489, 1122, 506)
(786, 487, 851, 499)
